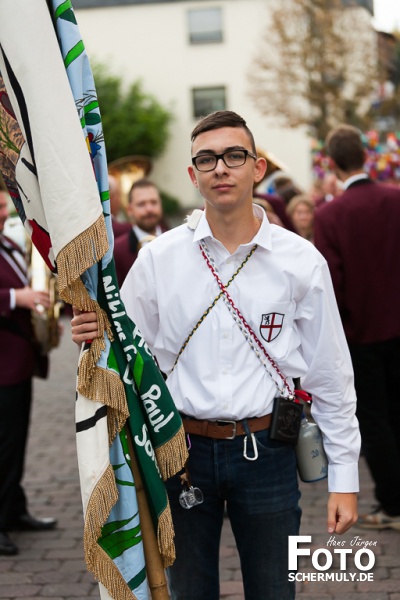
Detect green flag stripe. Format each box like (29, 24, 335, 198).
(84, 100, 99, 114)
(133, 353, 144, 386)
(55, 0, 73, 19)
(99, 526, 142, 558)
(112, 463, 125, 471)
(128, 566, 147, 591)
(107, 345, 119, 372)
(64, 40, 85, 69)
(101, 514, 137, 536)
(115, 478, 135, 487)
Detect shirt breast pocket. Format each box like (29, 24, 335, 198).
(256, 300, 297, 362)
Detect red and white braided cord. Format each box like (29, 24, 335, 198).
(199, 240, 294, 397)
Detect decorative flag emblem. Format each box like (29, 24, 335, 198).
(260, 313, 284, 342)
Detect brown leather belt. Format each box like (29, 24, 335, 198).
(181, 414, 272, 440)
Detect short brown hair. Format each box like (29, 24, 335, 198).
(325, 125, 365, 172)
(191, 110, 257, 153)
(128, 179, 159, 203)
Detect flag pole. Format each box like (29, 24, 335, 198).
(126, 428, 171, 600)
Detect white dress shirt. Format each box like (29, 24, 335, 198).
(132, 224, 163, 243)
(121, 205, 360, 493)
(0, 234, 28, 308)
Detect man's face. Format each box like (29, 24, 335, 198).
(188, 126, 266, 214)
(0, 193, 9, 233)
(126, 185, 163, 233)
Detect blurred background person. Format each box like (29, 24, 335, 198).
(113, 179, 167, 287)
(313, 172, 343, 208)
(273, 174, 303, 206)
(252, 195, 284, 227)
(286, 194, 315, 242)
(253, 193, 295, 231)
(253, 148, 296, 231)
(314, 124, 400, 530)
(0, 189, 57, 556)
(309, 178, 324, 205)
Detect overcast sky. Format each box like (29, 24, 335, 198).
(373, 0, 400, 33)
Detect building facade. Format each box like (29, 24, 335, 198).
(73, 0, 374, 208)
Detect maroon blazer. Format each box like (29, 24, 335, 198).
(0, 235, 37, 385)
(112, 217, 131, 239)
(113, 228, 140, 288)
(314, 179, 400, 344)
(113, 227, 168, 288)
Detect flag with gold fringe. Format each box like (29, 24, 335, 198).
(0, 2, 187, 598)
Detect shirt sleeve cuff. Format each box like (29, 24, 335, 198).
(328, 462, 359, 493)
(9, 288, 16, 310)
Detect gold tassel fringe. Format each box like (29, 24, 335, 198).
(57, 217, 133, 596)
(57, 215, 183, 589)
(77, 362, 130, 444)
(56, 215, 127, 444)
(84, 464, 138, 600)
(155, 424, 188, 482)
(57, 214, 109, 295)
(157, 500, 176, 568)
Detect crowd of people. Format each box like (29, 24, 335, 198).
(254, 156, 399, 249)
(252, 125, 400, 533)
(2, 110, 400, 600)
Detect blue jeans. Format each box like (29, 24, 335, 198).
(165, 428, 301, 599)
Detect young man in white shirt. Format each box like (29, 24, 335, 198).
(72, 111, 360, 599)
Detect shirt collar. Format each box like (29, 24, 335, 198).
(192, 203, 272, 251)
(343, 172, 368, 190)
(133, 224, 162, 239)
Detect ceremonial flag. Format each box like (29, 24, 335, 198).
(0, 2, 187, 598)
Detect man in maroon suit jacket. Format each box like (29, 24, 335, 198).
(0, 191, 57, 556)
(314, 124, 400, 530)
(113, 179, 167, 287)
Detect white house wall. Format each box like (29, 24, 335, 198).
(75, 0, 312, 208)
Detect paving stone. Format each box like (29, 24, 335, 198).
(40, 584, 92, 597)
(0, 585, 41, 598)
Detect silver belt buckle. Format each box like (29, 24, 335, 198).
(217, 420, 237, 439)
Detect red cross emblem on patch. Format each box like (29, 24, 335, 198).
(260, 313, 284, 342)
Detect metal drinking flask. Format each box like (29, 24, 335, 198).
(295, 417, 328, 482)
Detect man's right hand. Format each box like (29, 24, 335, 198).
(71, 308, 98, 345)
(15, 287, 50, 312)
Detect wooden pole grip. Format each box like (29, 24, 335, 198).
(126, 428, 170, 600)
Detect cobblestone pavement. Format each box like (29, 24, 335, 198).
(1, 316, 399, 599)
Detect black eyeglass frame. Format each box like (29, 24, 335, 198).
(191, 149, 258, 172)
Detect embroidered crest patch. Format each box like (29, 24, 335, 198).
(260, 313, 284, 342)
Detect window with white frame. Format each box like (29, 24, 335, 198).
(192, 87, 226, 118)
(187, 8, 223, 44)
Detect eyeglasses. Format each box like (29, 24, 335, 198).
(192, 149, 258, 172)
